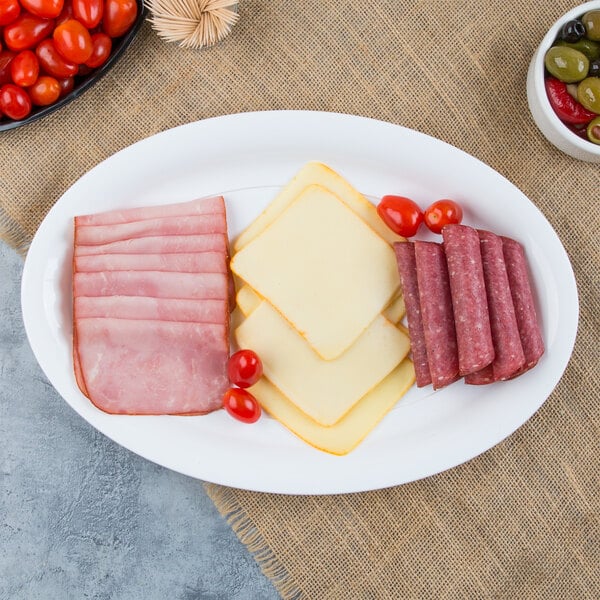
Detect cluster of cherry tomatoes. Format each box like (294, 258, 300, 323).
(0, 0, 138, 121)
(377, 195, 463, 238)
(222, 349, 263, 424)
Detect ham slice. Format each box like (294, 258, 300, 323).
(74, 234, 228, 256)
(73, 271, 228, 299)
(74, 196, 224, 226)
(75, 318, 229, 415)
(74, 252, 226, 273)
(75, 214, 227, 246)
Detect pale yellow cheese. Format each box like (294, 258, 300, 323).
(230, 184, 400, 360)
(383, 292, 406, 324)
(233, 161, 405, 251)
(250, 359, 415, 456)
(235, 300, 410, 426)
(236, 285, 262, 317)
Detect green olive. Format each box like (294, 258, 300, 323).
(545, 46, 589, 82)
(587, 116, 600, 144)
(556, 38, 600, 61)
(582, 10, 600, 41)
(577, 77, 600, 114)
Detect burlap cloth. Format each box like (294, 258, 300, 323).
(2, 1, 598, 597)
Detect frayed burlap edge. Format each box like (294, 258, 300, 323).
(204, 482, 303, 600)
(0, 208, 29, 257)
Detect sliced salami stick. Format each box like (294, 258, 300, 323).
(442, 224, 494, 376)
(501, 236, 545, 373)
(466, 230, 525, 383)
(414, 241, 459, 389)
(393, 242, 432, 387)
(464, 364, 494, 385)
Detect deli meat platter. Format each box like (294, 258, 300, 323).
(21, 111, 578, 495)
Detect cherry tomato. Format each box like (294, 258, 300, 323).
(73, 0, 103, 29)
(56, 74, 74, 96)
(0, 49, 15, 85)
(102, 0, 137, 38)
(3, 14, 55, 51)
(0, 0, 20, 27)
(53, 18, 92, 64)
(222, 388, 262, 424)
(0, 82, 32, 119)
(20, 0, 64, 19)
(227, 349, 263, 388)
(377, 195, 424, 238)
(10, 49, 39, 86)
(55, 0, 74, 26)
(423, 199, 464, 234)
(36, 38, 78, 77)
(28, 74, 60, 105)
(84, 31, 110, 68)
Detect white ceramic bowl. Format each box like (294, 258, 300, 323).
(527, 1, 600, 162)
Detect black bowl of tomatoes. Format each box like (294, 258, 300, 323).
(0, 0, 145, 131)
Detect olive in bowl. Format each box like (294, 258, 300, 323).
(527, 0, 600, 162)
(0, 0, 146, 132)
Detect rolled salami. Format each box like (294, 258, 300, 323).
(501, 236, 545, 373)
(393, 242, 432, 387)
(442, 224, 494, 376)
(414, 241, 459, 389)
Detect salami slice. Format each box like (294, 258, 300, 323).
(502, 236, 545, 373)
(393, 242, 431, 387)
(442, 224, 494, 376)
(414, 241, 460, 389)
(74, 196, 224, 226)
(74, 252, 226, 273)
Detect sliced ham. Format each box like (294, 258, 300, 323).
(75, 214, 227, 246)
(393, 242, 432, 388)
(442, 224, 494, 376)
(74, 196, 224, 226)
(74, 252, 226, 273)
(414, 241, 460, 390)
(74, 296, 228, 323)
(73, 271, 228, 300)
(75, 318, 229, 415)
(74, 234, 228, 256)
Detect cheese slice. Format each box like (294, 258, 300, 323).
(235, 300, 410, 426)
(250, 359, 415, 455)
(236, 285, 262, 317)
(231, 184, 400, 360)
(383, 292, 406, 324)
(233, 161, 405, 251)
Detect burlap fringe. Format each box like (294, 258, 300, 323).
(204, 483, 303, 600)
(0, 207, 29, 256)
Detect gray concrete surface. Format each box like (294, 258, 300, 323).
(0, 242, 279, 600)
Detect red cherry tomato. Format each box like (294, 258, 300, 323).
(73, 0, 103, 28)
(10, 49, 39, 86)
(28, 74, 60, 105)
(0, 50, 15, 85)
(84, 31, 111, 67)
(227, 349, 263, 388)
(102, 0, 137, 38)
(56, 74, 74, 96)
(3, 14, 55, 51)
(55, 0, 74, 26)
(36, 38, 78, 77)
(222, 388, 262, 423)
(423, 199, 464, 234)
(0, 82, 32, 119)
(377, 195, 424, 238)
(53, 18, 92, 64)
(0, 0, 20, 27)
(20, 0, 64, 19)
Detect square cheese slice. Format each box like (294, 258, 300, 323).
(234, 300, 410, 426)
(233, 161, 405, 251)
(230, 184, 400, 360)
(249, 359, 415, 455)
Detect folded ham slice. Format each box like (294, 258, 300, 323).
(74, 196, 224, 226)
(75, 318, 228, 414)
(74, 252, 227, 273)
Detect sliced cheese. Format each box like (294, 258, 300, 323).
(250, 359, 416, 455)
(236, 285, 262, 317)
(235, 300, 410, 425)
(231, 184, 400, 360)
(233, 161, 405, 251)
(383, 292, 406, 324)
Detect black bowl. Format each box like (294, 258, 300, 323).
(0, 2, 147, 133)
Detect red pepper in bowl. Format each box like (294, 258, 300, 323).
(545, 77, 597, 124)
